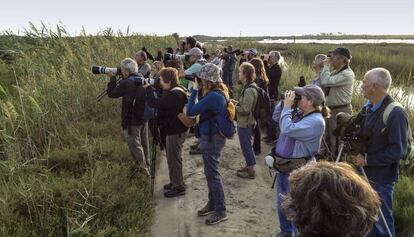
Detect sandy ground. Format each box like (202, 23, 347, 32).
(150, 134, 280, 237)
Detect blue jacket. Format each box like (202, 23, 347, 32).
(187, 89, 227, 136)
(276, 107, 325, 158)
(362, 95, 409, 184)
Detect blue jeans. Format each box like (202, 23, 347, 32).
(276, 172, 297, 236)
(222, 69, 233, 91)
(367, 182, 395, 237)
(200, 134, 226, 214)
(237, 126, 256, 167)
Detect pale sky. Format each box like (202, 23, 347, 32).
(1, 0, 413, 36)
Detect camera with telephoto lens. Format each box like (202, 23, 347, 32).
(232, 49, 243, 56)
(164, 53, 186, 61)
(334, 112, 366, 155)
(91, 65, 121, 75)
(134, 77, 161, 89)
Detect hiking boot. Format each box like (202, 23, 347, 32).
(236, 166, 248, 173)
(190, 141, 200, 150)
(236, 168, 255, 179)
(205, 212, 228, 225)
(197, 203, 215, 216)
(189, 146, 201, 155)
(164, 187, 186, 198)
(163, 183, 173, 190)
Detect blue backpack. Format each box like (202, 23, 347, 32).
(206, 90, 236, 139)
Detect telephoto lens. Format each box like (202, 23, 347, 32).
(91, 66, 121, 75)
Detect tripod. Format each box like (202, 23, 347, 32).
(96, 77, 122, 102)
(336, 140, 393, 237)
(150, 108, 158, 195)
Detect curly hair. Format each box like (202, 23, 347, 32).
(282, 161, 380, 237)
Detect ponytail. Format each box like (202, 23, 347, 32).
(320, 102, 331, 118)
(314, 102, 331, 118)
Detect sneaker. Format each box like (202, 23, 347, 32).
(189, 147, 201, 155)
(271, 232, 293, 237)
(164, 187, 186, 198)
(236, 168, 255, 179)
(197, 203, 215, 216)
(205, 212, 228, 225)
(163, 183, 173, 190)
(236, 166, 248, 173)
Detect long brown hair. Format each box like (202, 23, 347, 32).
(202, 80, 230, 99)
(250, 58, 269, 84)
(239, 62, 256, 84)
(282, 161, 380, 237)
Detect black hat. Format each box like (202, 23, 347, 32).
(332, 47, 351, 59)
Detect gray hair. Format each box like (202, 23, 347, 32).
(269, 50, 289, 71)
(366, 67, 392, 90)
(269, 50, 281, 61)
(120, 58, 138, 74)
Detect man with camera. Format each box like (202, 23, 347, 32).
(263, 51, 283, 144)
(134, 50, 151, 78)
(351, 68, 409, 237)
(320, 47, 354, 154)
(106, 58, 149, 175)
(134, 50, 151, 162)
(220, 45, 237, 93)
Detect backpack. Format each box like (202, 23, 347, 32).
(201, 90, 236, 139)
(382, 101, 413, 161)
(242, 84, 271, 120)
(214, 90, 236, 138)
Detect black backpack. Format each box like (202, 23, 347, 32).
(242, 84, 271, 120)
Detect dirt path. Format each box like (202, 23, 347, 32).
(150, 135, 280, 237)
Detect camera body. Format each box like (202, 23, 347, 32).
(334, 112, 366, 155)
(134, 76, 161, 89)
(91, 65, 121, 75)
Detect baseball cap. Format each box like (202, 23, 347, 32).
(294, 84, 326, 105)
(185, 47, 203, 56)
(243, 48, 258, 56)
(331, 47, 351, 59)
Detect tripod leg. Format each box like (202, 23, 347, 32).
(322, 137, 334, 161)
(335, 142, 345, 163)
(271, 171, 278, 189)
